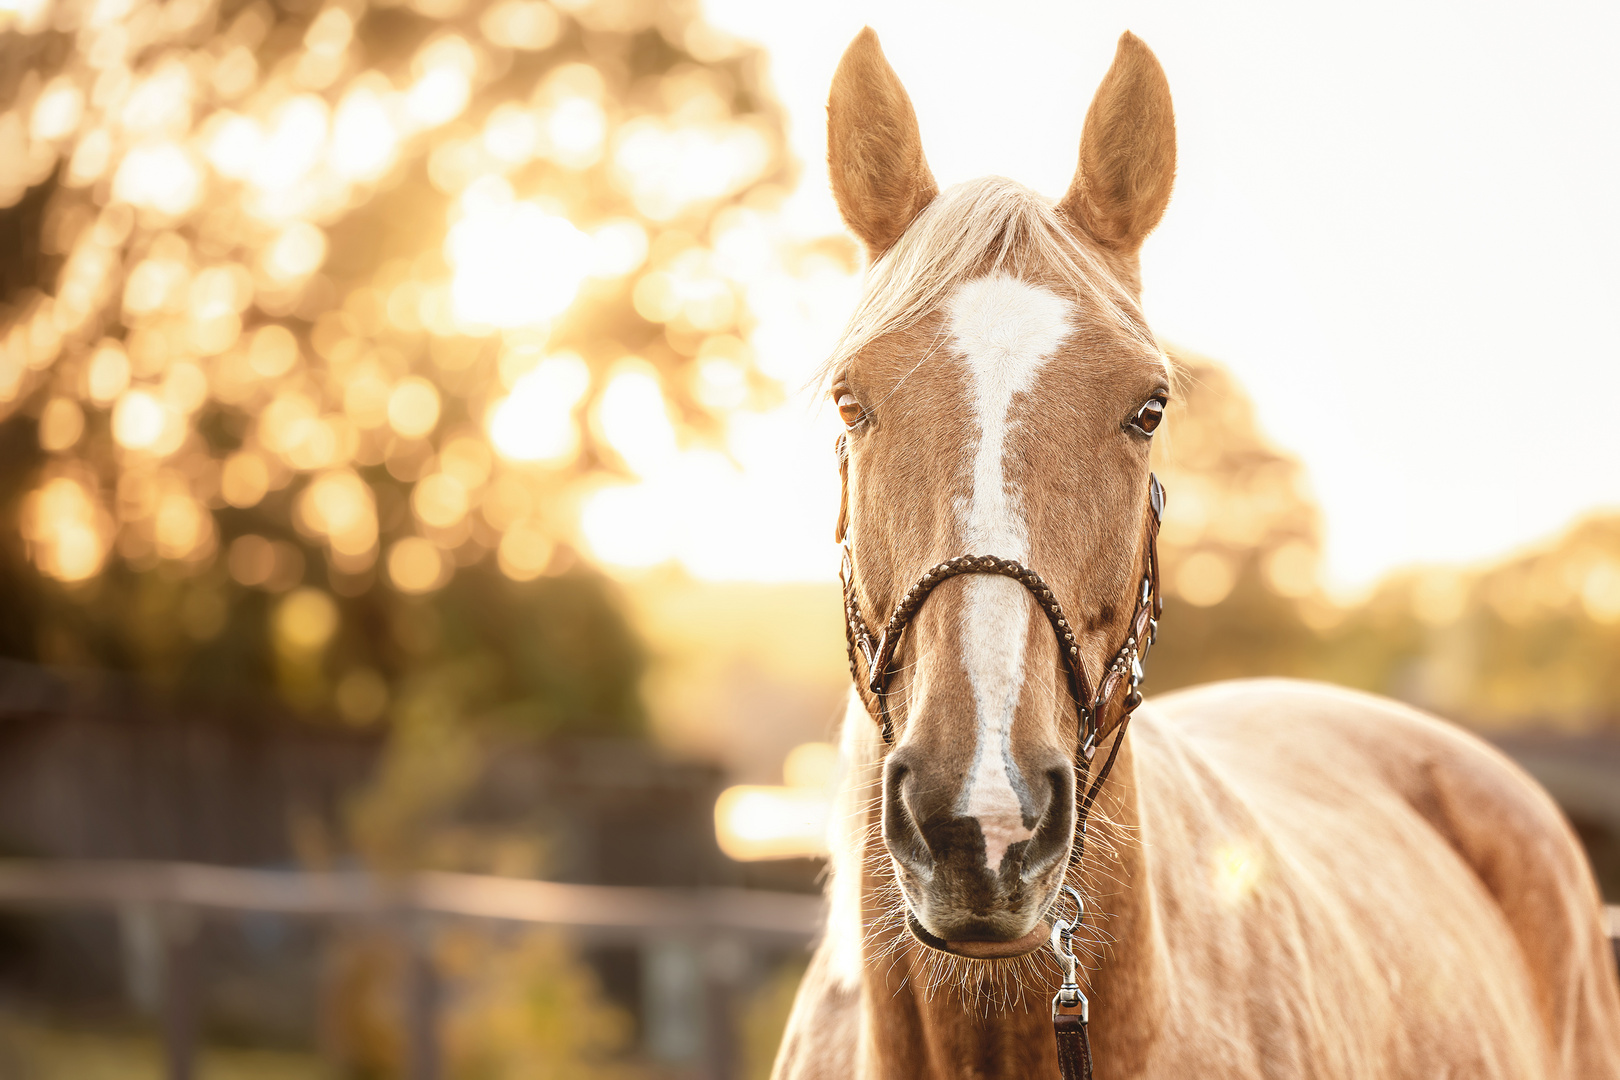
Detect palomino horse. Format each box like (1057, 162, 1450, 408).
(773, 29, 1620, 1080)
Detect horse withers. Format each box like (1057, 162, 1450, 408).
(773, 28, 1620, 1080)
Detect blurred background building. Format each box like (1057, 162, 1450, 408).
(0, 0, 1616, 1075)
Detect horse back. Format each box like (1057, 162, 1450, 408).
(1136, 678, 1620, 1079)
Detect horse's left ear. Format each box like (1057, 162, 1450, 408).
(1059, 32, 1176, 257)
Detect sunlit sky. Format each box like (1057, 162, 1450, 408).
(695, 0, 1620, 591)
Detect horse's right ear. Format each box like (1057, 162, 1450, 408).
(827, 28, 938, 260)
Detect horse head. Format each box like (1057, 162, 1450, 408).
(826, 28, 1176, 959)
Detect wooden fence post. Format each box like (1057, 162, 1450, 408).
(161, 907, 197, 1080)
(403, 918, 440, 1080)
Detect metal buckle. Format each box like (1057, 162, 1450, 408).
(1049, 885, 1088, 1022)
(866, 630, 889, 694)
(855, 634, 881, 676)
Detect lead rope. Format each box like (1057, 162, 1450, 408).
(1051, 718, 1126, 1080)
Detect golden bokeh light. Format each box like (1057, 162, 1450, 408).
(38, 397, 85, 451)
(1263, 541, 1317, 600)
(342, 365, 394, 430)
(111, 389, 176, 452)
(262, 222, 328, 283)
(438, 435, 493, 490)
(273, 586, 341, 655)
(486, 353, 588, 462)
(299, 469, 379, 567)
(247, 325, 300, 378)
(404, 36, 476, 128)
(387, 377, 442, 439)
(84, 341, 133, 404)
(20, 475, 112, 583)
(478, 0, 562, 51)
(1581, 560, 1620, 624)
(1175, 550, 1238, 607)
(330, 83, 400, 182)
(388, 536, 448, 594)
(112, 141, 203, 217)
(714, 780, 830, 862)
(30, 79, 84, 142)
(446, 183, 594, 328)
(412, 473, 470, 529)
(579, 484, 669, 568)
(700, 741, 847, 866)
(227, 535, 305, 592)
(598, 364, 676, 477)
(221, 451, 272, 509)
(496, 521, 552, 581)
(153, 491, 215, 562)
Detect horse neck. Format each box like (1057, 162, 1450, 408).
(850, 727, 1170, 1079)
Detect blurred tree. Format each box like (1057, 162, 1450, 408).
(1145, 348, 1326, 690)
(1317, 515, 1620, 730)
(325, 925, 638, 1080)
(1145, 348, 1620, 734)
(0, 0, 798, 734)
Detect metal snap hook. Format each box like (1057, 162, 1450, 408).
(1049, 885, 1087, 1021)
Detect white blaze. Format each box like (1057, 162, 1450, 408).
(946, 273, 1073, 871)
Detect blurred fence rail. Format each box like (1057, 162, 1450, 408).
(0, 859, 823, 1080)
(0, 859, 821, 937)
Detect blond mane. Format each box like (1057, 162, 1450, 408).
(821, 176, 1155, 386)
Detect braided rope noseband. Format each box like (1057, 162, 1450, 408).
(839, 469, 1165, 762)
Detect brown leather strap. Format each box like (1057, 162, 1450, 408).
(1053, 1011, 1094, 1080)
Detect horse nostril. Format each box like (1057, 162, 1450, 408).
(1018, 765, 1076, 878)
(881, 755, 934, 877)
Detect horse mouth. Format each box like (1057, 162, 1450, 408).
(905, 911, 1051, 959)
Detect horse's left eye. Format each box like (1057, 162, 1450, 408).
(1129, 397, 1165, 436)
(834, 385, 866, 427)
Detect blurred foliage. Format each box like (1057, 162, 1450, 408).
(324, 925, 639, 1080)
(1315, 516, 1620, 730)
(1150, 348, 1620, 732)
(441, 928, 640, 1080)
(0, 0, 808, 734)
(0, 1013, 320, 1079)
(1148, 349, 1326, 688)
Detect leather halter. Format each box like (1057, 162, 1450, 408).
(833, 434, 1165, 1080)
